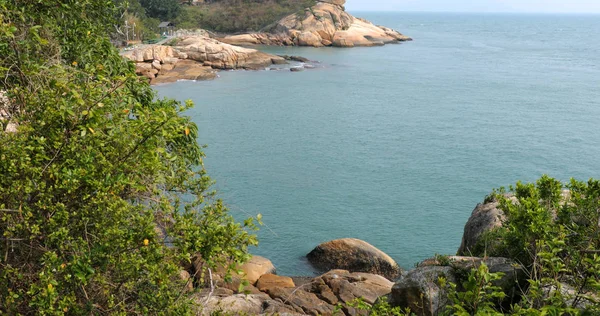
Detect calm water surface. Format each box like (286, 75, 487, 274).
(155, 12, 600, 276)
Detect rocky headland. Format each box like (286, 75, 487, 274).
(120, 0, 411, 84)
(121, 34, 290, 85)
(220, 0, 412, 47)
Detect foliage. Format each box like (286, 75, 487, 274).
(113, 0, 161, 41)
(342, 297, 413, 316)
(0, 0, 258, 314)
(451, 175, 600, 314)
(442, 263, 506, 315)
(174, 0, 316, 33)
(140, 0, 181, 21)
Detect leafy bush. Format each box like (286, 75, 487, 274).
(456, 176, 600, 314)
(356, 176, 599, 315)
(343, 297, 413, 316)
(0, 0, 257, 313)
(441, 263, 506, 315)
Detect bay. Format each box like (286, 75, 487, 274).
(155, 12, 600, 276)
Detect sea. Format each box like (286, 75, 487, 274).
(154, 12, 600, 276)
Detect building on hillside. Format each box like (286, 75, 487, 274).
(158, 21, 176, 36)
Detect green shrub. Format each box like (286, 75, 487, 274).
(453, 176, 600, 314)
(174, 0, 316, 33)
(0, 0, 257, 313)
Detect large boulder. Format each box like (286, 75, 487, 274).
(267, 287, 336, 315)
(307, 238, 401, 280)
(195, 293, 299, 315)
(173, 35, 286, 70)
(122, 45, 174, 62)
(150, 60, 216, 85)
(389, 265, 455, 316)
(457, 197, 509, 256)
(315, 270, 394, 305)
(263, 1, 411, 47)
(297, 32, 324, 47)
(389, 256, 527, 315)
(458, 191, 571, 256)
(256, 273, 295, 292)
(191, 254, 275, 292)
(240, 255, 276, 285)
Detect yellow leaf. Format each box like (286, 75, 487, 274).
(88, 127, 95, 134)
(184, 127, 190, 136)
(143, 239, 149, 246)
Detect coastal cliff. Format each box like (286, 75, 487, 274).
(220, 0, 412, 47)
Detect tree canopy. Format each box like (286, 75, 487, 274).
(140, 0, 181, 21)
(0, 0, 257, 313)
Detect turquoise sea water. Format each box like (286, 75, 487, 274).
(155, 12, 600, 276)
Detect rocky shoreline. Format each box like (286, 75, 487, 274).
(120, 0, 411, 85)
(177, 196, 536, 316)
(219, 0, 411, 48)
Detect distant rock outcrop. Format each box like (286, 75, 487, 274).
(173, 36, 285, 69)
(219, 0, 411, 47)
(307, 238, 402, 280)
(121, 35, 287, 84)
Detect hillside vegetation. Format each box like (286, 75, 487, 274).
(117, 0, 316, 40)
(175, 0, 316, 33)
(0, 0, 258, 313)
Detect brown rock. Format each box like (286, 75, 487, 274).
(174, 35, 286, 70)
(267, 287, 335, 316)
(196, 293, 268, 316)
(390, 256, 527, 315)
(159, 63, 175, 73)
(256, 273, 295, 292)
(151, 60, 216, 85)
(307, 238, 402, 280)
(388, 266, 455, 316)
(457, 196, 513, 256)
(297, 32, 323, 47)
(163, 57, 179, 65)
(122, 45, 174, 62)
(220, 33, 260, 45)
(134, 62, 152, 74)
(264, 1, 411, 48)
(179, 270, 194, 292)
(241, 255, 276, 285)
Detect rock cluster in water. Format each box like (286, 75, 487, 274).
(187, 193, 597, 315)
(120, 35, 289, 84)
